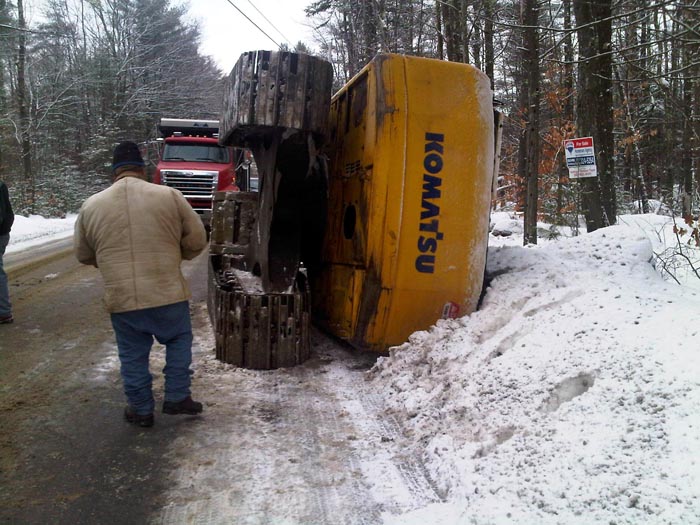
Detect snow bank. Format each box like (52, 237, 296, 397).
(619, 214, 700, 291)
(6, 214, 77, 254)
(374, 221, 700, 524)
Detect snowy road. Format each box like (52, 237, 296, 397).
(0, 245, 438, 524)
(1, 246, 191, 523)
(157, 325, 442, 524)
(4, 236, 73, 278)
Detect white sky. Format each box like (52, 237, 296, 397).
(24, 0, 317, 75)
(177, 0, 317, 74)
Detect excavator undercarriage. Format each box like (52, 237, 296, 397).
(208, 51, 332, 368)
(209, 50, 500, 369)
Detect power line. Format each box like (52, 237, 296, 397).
(245, 0, 291, 45)
(223, 0, 280, 49)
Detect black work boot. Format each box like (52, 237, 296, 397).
(124, 406, 154, 428)
(162, 396, 203, 415)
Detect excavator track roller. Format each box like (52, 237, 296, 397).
(209, 262, 310, 369)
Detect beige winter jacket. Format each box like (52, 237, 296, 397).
(74, 171, 208, 313)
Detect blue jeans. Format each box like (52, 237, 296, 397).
(0, 234, 10, 318)
(110, 301, 194, 415)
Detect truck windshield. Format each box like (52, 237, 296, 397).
(163, 143, 230, 163)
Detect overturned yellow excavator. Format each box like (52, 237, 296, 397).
(209, 51, 500, 369)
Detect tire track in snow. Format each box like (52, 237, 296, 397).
(155, 318, 437, 524)
(357, 388, 444, 505)
(311, 334, 444, 516)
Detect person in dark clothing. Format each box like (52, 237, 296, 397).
(0, 179, 15, 324)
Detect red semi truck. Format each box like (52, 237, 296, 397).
(153, 118, 250, 225)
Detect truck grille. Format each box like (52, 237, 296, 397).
(161, 170, 218, 201)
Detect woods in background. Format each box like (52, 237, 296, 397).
(0, 0, 223, 215)
(1, 0, 698, 242)
(307, 0, 699, 240)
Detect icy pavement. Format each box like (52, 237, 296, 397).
(154, 311, 441, 524)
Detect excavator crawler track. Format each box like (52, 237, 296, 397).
(207, 50, 333, 370)
(210, 262, 310, 369)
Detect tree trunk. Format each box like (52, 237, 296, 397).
(16, 0, 33, 210)
(558, 0, 575, 225)
(436, 1, 444, 59)
(522, 0, 540, 244)
(573, 0, 616, 231)
(681, 4, 697, 217)
(443, 0, 465, 62)
(484, 0, 494, 89)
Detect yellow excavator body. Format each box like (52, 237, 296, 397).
(312, 53, 496, 351)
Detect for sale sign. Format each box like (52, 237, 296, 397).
(564, 137, 597, 179)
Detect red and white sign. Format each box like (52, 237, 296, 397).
(564, 136, 597, 179)
(441, 302, 461, 319)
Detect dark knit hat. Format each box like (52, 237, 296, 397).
(112, 141, 145, 171)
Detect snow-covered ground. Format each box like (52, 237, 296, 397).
(6, 214, 77, 254)
(378, 211, 700, 524)
(8, 210, 700, 524)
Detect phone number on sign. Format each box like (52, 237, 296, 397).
(567, 156, 596, 166)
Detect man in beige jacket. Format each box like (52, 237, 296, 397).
(75, 141, 208, 428)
